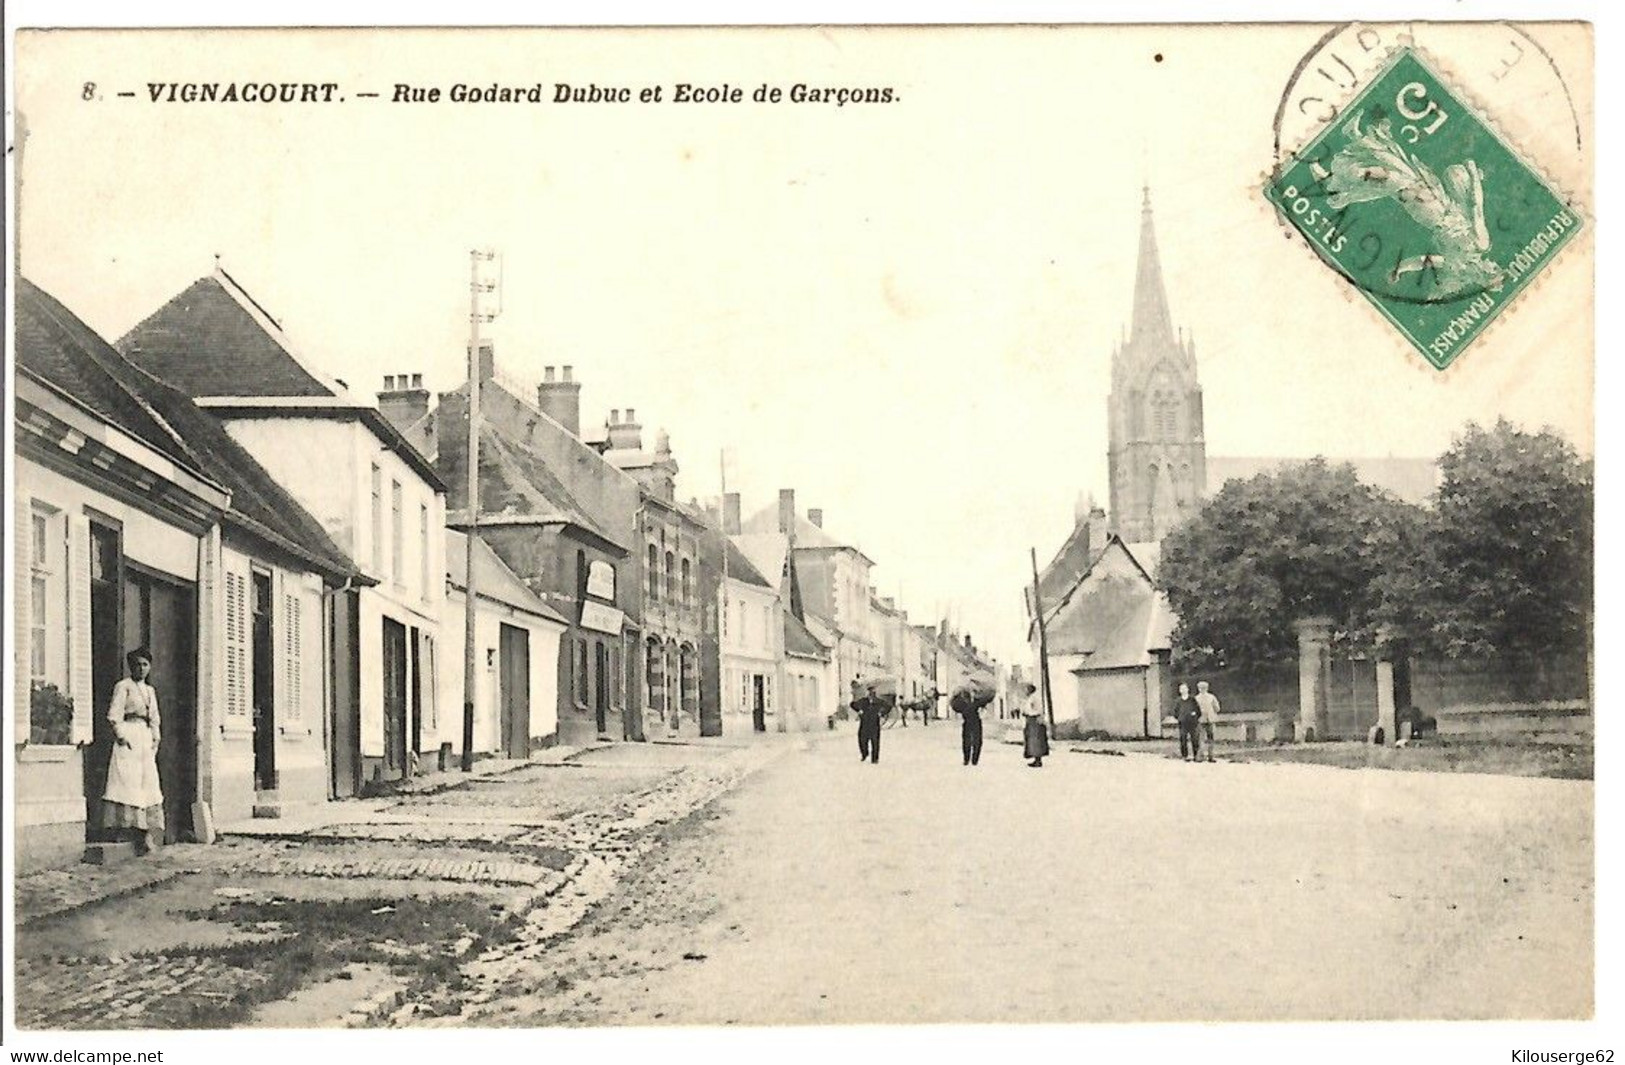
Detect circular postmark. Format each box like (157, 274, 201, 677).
(1267, 22, 1584, 309)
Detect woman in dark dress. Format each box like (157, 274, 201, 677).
(1021, 682, 1050, 767)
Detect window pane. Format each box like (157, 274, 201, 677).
(30, 576, 47, 678)
(30, 513, 48, 562)
(371, 465, 383, 572)
(391, 481, 404, 581)
(419, 505, 430, 597)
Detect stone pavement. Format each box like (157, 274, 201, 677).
(13, 735, 799, 1030)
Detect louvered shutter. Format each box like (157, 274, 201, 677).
(223, 567, 249, 724)
(270, 569, 287, 733)
(67, 514, 94, 746)
(14, 492, 32, 745)
(282, 578, 303, 725)
(196, 529, 219, 738)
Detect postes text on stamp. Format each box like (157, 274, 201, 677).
(1265, 47, 1583, 370)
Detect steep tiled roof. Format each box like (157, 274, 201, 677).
(739, 505, 875, 565)
(18, 279, 362, 583)
(784, 611, 830, 660)
(117, 274, 338, 398)
(437, 381, 626, 553)
(447, 530, 567, 625)
(723, 538, 771, 589)
(17, 279, 207, 475)
(732, 533, 791, 594)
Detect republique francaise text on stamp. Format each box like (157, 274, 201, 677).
(1265, 47, 1583, 370)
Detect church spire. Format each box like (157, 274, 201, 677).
(1131, 186, 1175, 347)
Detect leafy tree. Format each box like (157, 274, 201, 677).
(1406, 419, 1592, 659)
(1158, 459, 1422, 668)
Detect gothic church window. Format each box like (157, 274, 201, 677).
(1151, 391, 1180, 440)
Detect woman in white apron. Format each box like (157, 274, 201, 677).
(101, 648, 165, 852)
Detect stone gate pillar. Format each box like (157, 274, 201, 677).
(1374, 626, 1397, 746)
(1294, 616, 1332, 742)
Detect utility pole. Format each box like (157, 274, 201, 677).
(718, 449, 732, 730)
(462, 248, 501, 771)
(1030, 547, 1056, 732)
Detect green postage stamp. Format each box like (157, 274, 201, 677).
(1265, 48, 1583, 370)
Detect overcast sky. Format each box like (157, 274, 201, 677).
(15, 24, 1592, 662)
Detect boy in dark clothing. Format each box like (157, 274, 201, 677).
(1175, 682, 1203, 761)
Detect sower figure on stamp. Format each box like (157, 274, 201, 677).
(1175, 681, 1202, 761)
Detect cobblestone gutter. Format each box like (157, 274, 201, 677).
(13, 740, 792, 1030)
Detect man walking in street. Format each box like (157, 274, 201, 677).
(1195, 680, 1221, 763)
(957, 690, 985, 766)
(1175, 681, 1202, 761)
(852, 681, 887, 764)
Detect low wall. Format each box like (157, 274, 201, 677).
(1411, 653, 1588, 712)
(1209, 711, 1289, 744)
(1433, 702, 1591, 743)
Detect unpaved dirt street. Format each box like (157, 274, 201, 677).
(472, 726, 1593, 1025)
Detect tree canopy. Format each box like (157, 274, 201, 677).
(1158, 459, 1420, 668)
(1156, 421, 1592, 668)
(1405, 419, 1592, 659)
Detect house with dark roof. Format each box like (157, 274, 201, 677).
(783, 610, 836, 728)
(440, 530, 570, 758)
(603, 409, 722, 741)
(1030, 534, 1176, 739)
(719, 522, 783, 734)
(14, 278, 366, 871)
(402, 349, 645, 747)
(741, 489, 877, 707)
(119, 269, 448, 795)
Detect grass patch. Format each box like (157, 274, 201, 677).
(1226, 737, 1592, 780)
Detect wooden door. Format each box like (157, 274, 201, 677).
(84, 521, 123, 840)
(121, 567, 196, 843)
(382, 617, 408, 780)
(499, 623, 530, 759)
(250, 571, 276, 792)
(330, 590, 362, 797)
(593, 639, 609, 736)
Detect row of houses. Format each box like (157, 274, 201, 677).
(12, 267, 1005, 873)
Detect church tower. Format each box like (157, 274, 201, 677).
(1107, 188, 1206, 543)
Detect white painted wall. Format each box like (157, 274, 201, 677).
(19, 462, 199, 583)
(213, 544, 326, 811)
(439, 589, 564, 756)
(223, 418, 360, 558)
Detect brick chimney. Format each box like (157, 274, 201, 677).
(807, 508, 824, 529)
(466, 340, 496, 383)
(723, 492, 742, 535)
(1087, 500, 1109, 556)
(537, 365, 582, 437)
(377, 372, 430, 432)
(606, 407, 643, 451)
(778, 489, 796, 537)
